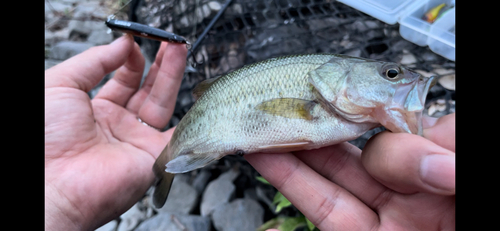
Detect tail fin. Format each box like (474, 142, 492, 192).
(165, 152, 222, 174)
(152, 171, 175, 208)
(152, 143, 175, 208)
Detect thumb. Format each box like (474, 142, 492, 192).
(362, 131, 455, 195)
(45, 34, 135, 92)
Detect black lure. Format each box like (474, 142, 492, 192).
(105, 16, 201, 65)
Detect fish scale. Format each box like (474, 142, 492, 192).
(152, 53, 435, 208)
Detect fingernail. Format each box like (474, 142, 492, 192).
(420, 154, 455, 193)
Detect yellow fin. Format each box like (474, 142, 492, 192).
(258, 141, 312, 153)
(192, 77, 219, 100)
(255, 98, 317, 120)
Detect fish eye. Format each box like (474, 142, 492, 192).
(386, 68, 399, 78)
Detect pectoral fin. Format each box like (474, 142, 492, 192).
(258, 141, 312, 153)
(256, 98, 317, 120)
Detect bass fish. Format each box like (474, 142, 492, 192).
(152, 54, 435, 207)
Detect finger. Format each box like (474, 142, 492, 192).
(137, 43, 187, 129)
(45, 35, 135, 92)
(362, 131, 455, 195)
(245, 153, 379, 230)
(94, 42, 145, 106)
(126, 42, 169, 113)
(292, 143, 392, 211)
(423, 113, 455, 152)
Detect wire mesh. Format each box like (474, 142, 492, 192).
(132, 0, 455, 146)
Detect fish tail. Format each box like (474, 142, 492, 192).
(165, 151, 222, 174)
(152, 170, 175, 208)
(152, 143, 175, 208)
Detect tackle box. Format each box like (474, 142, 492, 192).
(337, 0, 455, 61)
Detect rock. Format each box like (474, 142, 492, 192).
(421, 51, 439, 62)
(94, 220, 117, 231)
(343, 49, 362, 57)
(192, 169, 212, 194)
(68, 19, 108, 38)
(135, 213, 211, 231)
(117, 204, 146, 231)
(178, 91, 194, 108)
(200, 168, 240, 216)
(390, 40, 415, 52)
(87, 29, 114, 45)
(211, 198, 264, 231)
(67, 2, 108, 36)
(45, 59, 62, 70)
(226, 3, 243, 15)
(156, 176, 198, 215)
(438, 74, 455, 91)
(400, 51, 417, 65)
(49, 41, 94, 60)
(45, 1, 73, 23)
(45, 28, 71, 46)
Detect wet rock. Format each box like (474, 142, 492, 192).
(211, 198, 264, 231)
(135, 213, 211, 231)
(157, 175, 198, 215)
(49, 41, 94, 60)
(200, 168, 240, 216)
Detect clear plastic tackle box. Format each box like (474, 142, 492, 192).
(337, 0, 455, 61)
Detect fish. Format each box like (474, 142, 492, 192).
(152, 53, 435, 207)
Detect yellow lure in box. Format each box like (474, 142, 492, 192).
(423, 3, 446, 23)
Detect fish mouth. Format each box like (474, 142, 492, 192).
(412, 75, 435, 135)
(389, 75, 435, 135)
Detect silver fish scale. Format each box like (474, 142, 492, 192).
(169, 54, 376, 158)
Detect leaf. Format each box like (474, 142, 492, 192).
(274, 192, 292, 213)
(257, 217, 285, 231)
(256, 176, 270, 185)
(306, 217, 315, 231)
(278, 216, 307, 231)
(273, 191, 285, 204)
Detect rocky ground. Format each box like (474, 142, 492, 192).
(45, 1, 455, 231)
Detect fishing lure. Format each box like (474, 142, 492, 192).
(105, 15, 202, 66)
(105, 15, 190, 45)
(422, 3, 446, 23)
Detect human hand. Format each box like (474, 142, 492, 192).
(45, 35, 187, 230)
(246, 113, 455, 230)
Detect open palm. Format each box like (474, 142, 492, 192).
(45, 35, 187, 230)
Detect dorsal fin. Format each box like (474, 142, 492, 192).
(192, 77, 219, 101)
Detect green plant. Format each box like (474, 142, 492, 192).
(256, 176, 318, 231)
